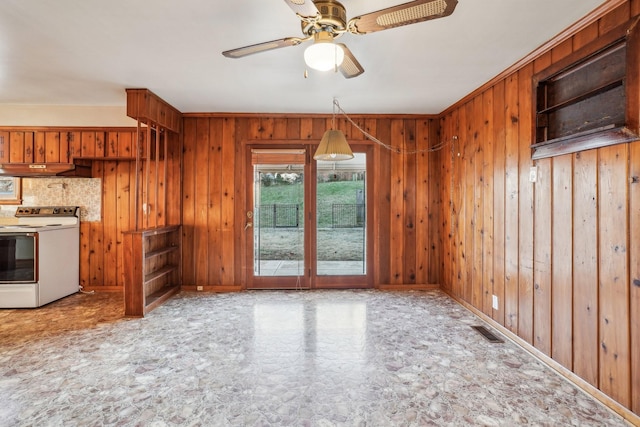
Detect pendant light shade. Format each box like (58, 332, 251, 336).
(304, 31, 344, 72)
(313, 129, 354, 161)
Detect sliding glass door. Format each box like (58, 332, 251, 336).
(246, 145, 372, 289)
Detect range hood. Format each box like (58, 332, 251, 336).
(0, 162, 92, 177)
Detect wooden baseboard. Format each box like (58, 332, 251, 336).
(376, 283, 440, 291)
(442, 290, 640, 426)
(181, 285, 243, 293)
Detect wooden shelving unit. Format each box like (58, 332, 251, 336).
(123, 225, 182, 317)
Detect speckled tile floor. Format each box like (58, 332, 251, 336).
(0, 290, 630, 426)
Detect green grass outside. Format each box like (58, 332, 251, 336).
(258, 180, 365, 228)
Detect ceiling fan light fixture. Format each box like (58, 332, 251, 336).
(314, 129, 354, 161)
(304, 31, 344, 71)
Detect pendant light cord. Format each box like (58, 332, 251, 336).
(332, 99, 456, 154)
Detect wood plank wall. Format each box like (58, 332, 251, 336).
(0, 128, 182, 292)
(180, 115, 439, 290)
(435, 1, 640, 416)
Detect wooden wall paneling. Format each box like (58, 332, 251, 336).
(146, 139, 158, 229)
(504, 73, 520, 333)
(452, 108, 464, 298)
(598, 143, 631, 407)
(207, 118, 223, 285)
(79, 222, 91, 289)
(166, 132, 182, 226)
(436, 115, 451, 290)
(67, 131, 81, 161)
(366, 118, 382, 281)
(116, 160, 133, 287)
(630, 139, 640, 414)
(550, 36, 574, 64)
(472, 96, 484, 310)
(102, 160, 118, 287)
(10, 131, 25, 162)
(106, 131, 119, 158)
(390, 119, 405, 284)
(81, 131, 96, 158)
(182, 118, 197, 286)
(403, 120, 417, 284)
(421, 120, 435, 284)
(455, 106, 467, 297)
(533, 154, 552, 356)
(234, 117, 249, 285)
(23, 132, 33, 163)
(142, 129, 153, 229)
(482, 89, 495, 317)
(633, 0, 640, 16)
(34, 132, 46, 162)
(194, 118, 210, 286)
(374, 119, 392, 285)
(628, 12, 640, 138)
(272, 118, 287, 140)
(312, 118, 327, 140)
(463, 101, 475, 303)
(532, 45, 554, 356)
(300, 118, 314, 140)
(89, 161, 104, 287)
(157, 134, 167, 227)
(55, 131, 68, 163)
(261, 118, 276, 140)
(221, 118, 236, 285)
(117, 131, 134, 158)
(551, 154, 574, 368)
(492, 79, 506, 325)
(573, 149, 600, 388)
(573, 21, 600, 51)
(599, 1, 631, 34)
(286, 118, 301, 139)
(0, 131, 8, 163)
(517, 63, 535, 345)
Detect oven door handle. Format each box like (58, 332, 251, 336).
(0, 233, 37, 237)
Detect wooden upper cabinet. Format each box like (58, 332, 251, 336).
(532, 14, 640, 159)
(126, 89, 182, 133)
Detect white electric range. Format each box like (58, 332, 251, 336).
(0, 206, 80, 308)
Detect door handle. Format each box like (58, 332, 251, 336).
(244, 222, 253, 230)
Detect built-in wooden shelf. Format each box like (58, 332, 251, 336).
(532, 14, 640, 159)
(123, 225, 182, 317)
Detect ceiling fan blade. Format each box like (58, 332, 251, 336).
(348, 0, 458, 35)
(337, 44, 364, 79)
(282, 0, 320, 19)
(222, 37, 304, 58)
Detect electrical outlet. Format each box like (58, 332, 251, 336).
(492, 295, 499, 310)
(529, 166, 538, 183)
(197, 286, 203, 291)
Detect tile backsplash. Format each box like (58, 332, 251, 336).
(0, 177, 101, 221)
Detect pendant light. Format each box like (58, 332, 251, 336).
(314, 99, 354, 161)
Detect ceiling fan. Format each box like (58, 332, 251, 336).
(222, 0, 458, 78)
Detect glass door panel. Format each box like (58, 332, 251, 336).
(315, 153, 366, 276)
(247, 148, 308, 289)
(254, 163, 305, 277)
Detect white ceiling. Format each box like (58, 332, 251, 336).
(0, 0, 606, 115)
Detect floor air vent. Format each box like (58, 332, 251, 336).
(471, 325, 504, 343)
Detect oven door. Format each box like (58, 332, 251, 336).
(0, 233, 37, 283)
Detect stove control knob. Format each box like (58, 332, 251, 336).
(53, 208, 60, 214)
